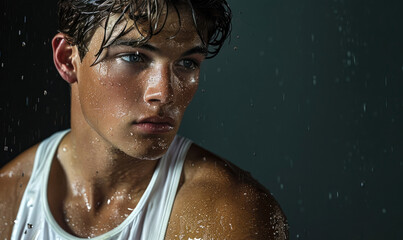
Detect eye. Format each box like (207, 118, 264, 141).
(121, 52, 144, 63)
(178, 59, 199, 70)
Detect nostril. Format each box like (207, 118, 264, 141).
(144, 92, 165, 103)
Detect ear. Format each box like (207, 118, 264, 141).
(52, 33, 78, 84)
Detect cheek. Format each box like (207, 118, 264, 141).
(174, 75, 199, 108)
(78, 63, 139, 121)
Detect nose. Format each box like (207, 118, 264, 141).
(144, 64, 173, 105)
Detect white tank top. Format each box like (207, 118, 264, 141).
(11, 130, 192, 240)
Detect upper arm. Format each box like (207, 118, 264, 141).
(0, 144, 38, 239)
(216, 182, 289, 240)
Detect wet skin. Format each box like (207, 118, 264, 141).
(0, 4, 289, 240)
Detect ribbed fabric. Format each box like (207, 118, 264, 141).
(11, 130, 192, 240)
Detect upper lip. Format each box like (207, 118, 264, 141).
(136, 116, 175, 126)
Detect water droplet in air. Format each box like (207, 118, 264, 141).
(21, 42, 26, 47)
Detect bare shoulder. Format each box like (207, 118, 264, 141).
(166, 144, 289, 240)
(0, 144, 39, 239)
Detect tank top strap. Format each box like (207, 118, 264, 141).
(31, 130, 70, 179)
(145, 135, 193, 240)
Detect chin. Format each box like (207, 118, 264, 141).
(123, 135, 174, 160)
(128, 147, 168, 161)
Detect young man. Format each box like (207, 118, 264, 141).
(0, 0, 288, 239)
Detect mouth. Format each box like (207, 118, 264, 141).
(133, 116, 175, 134)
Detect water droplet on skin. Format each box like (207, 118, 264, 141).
(62, 147, 67, 152)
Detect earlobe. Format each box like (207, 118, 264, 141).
(52, 33, 78, 84)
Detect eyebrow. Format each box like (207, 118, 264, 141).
(110, 39, 208, 57)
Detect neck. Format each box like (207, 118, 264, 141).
(55, 131, 160, 212)
(59, 129, 159, 187)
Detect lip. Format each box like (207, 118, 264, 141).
(133, 116, 175, 134)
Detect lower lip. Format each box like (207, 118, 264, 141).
(133, 123, 174, 134)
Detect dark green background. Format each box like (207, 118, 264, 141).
(1, 0, 403, 239)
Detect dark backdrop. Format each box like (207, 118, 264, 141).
(1, 0, 403, 239)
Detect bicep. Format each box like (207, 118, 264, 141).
(221, 186, 289, 240)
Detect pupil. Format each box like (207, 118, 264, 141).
(130, 55, 140, 62)
(184, 60, 193, 68)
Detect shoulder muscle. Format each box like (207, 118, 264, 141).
(0, 144, 38, 239)
(166, 144, 289, 239)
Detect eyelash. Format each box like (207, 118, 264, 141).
(177, 59, 199, 70)
(119, 53, 200, 71)
(120, 52, 145, 63)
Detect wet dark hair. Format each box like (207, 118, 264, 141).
(57, 0, 232, 62)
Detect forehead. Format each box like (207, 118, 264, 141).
(88, 3, 203, 54)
